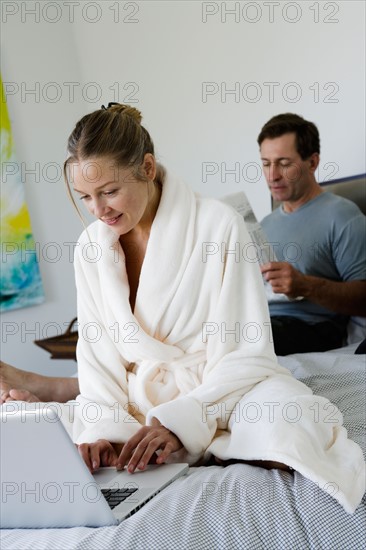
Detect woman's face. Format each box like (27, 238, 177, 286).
(71, 156, 155, 237)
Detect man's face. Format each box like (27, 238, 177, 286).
(260, 133, 317, 205)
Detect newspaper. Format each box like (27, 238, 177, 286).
(221, 192, 303, 303)
(221, 192, 277, 266)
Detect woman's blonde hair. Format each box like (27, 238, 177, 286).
(63, 103, 164, 223)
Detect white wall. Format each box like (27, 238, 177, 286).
(1, 1, 365, 376)
(1, 5, 84, 376)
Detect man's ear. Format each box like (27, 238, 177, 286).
(308, 152, 320, 173)
(142, 153, 156, 181)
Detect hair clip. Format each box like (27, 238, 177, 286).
(101, 102, 119, 110)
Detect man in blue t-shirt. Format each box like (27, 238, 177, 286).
(258, 113, 366, 355)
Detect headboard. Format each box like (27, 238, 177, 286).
(320, 173, 366, 215)
(272, 173, 366, 214)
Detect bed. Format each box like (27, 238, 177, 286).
(1, 344, 365, 549)
(1, 175, 365, 549)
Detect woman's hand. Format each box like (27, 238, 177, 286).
(78, 439, 119, 472)
(116, 418, 183, 473)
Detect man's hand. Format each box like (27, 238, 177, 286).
(261, 261, 306, 298)
(116, 418, 183, 473)
(78, 439, 119, 472)
(261, 262, 366, 315)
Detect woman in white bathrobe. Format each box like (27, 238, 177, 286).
(36, 104, 366, 512)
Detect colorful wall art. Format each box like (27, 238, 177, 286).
(1, 75, 45, 312)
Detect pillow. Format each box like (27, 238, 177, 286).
(355, 338, 366, 354)
(347, 316, 366, 345)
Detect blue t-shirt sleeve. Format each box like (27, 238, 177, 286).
(333, 213, 366, 281)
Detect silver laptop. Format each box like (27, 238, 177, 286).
(0, 403, 188, 528)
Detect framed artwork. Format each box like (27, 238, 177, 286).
(1, 75, 44, 312)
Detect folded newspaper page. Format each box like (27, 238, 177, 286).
(221, 192, 303, 302)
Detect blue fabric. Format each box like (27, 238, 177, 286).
(261, 192, 366, 326)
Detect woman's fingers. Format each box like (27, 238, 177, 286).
(78, 440, 118, 472)
(78, 443, 93, 471)
(116, 428, 151, 471)
(132, 438, 164, 471)
(100, 444, 118, 468)
(89, 444, 102, 471)
(78, 431, 182, 475)
(155, 441, 175, 464)
(117, 429, 155, 472)
(117, 425, 183, 473)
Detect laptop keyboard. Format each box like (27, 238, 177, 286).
(101, 488, 138, 510)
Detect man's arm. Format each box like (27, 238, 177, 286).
(261, 262, 366, 316)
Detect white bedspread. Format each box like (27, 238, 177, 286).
(2, 347, 365, 549)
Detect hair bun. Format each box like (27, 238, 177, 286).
(106, 103, 142, 124)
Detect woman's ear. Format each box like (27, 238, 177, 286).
(143, 153, 156, 181)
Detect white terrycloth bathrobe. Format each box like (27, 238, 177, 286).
(71, 171, 365, 514)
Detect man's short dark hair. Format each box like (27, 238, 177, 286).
(257, 113, 320, 160)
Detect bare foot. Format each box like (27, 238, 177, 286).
(0, 360, 29, 392)
(0, 360, 79, 403)
(0, 360, 38, 403)
(5, 389, 41, 403)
